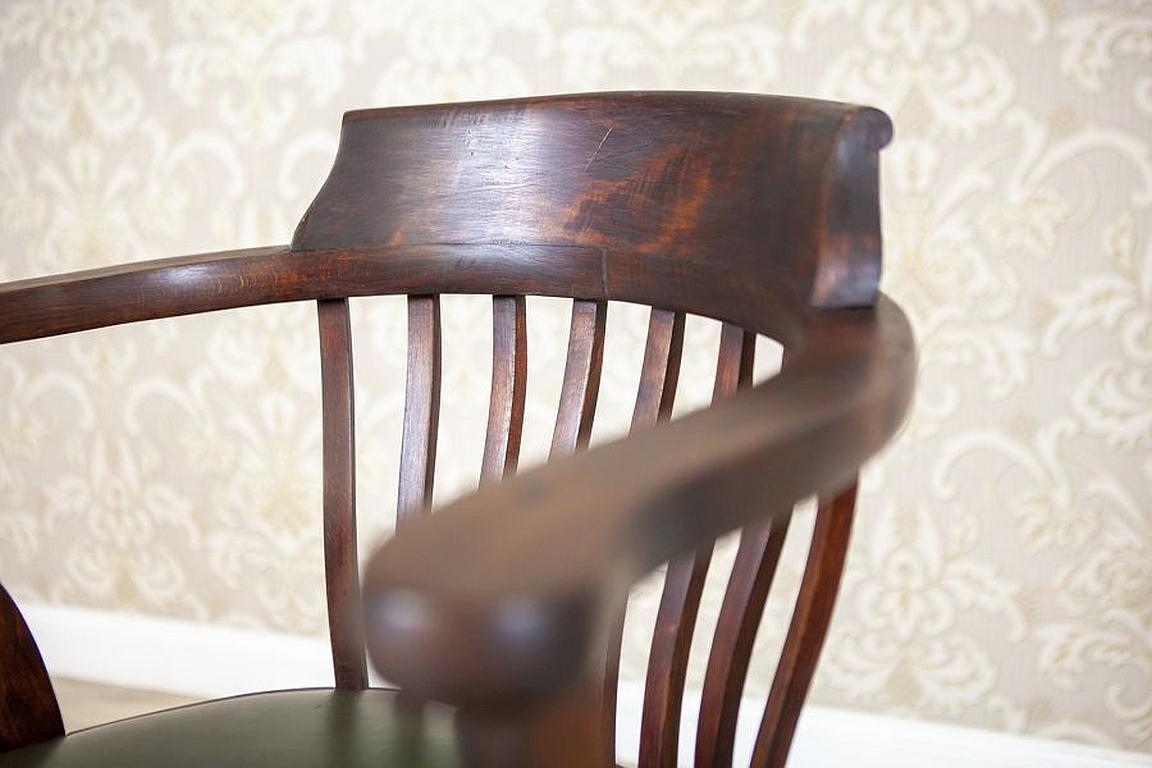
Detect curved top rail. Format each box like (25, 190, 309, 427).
(3, 93, 892, 347)
(295, 92, 892, 309)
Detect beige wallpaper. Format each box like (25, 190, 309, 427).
(1, 0, 1150, 753)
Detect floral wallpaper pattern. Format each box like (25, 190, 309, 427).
(1, 0, 1150, 753)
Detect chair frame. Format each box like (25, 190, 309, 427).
(0, 92, 914, 767)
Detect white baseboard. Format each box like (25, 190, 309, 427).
(18, 602, 1152, 767)
(23, 602, 340, 696)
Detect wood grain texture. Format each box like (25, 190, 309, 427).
(0, 583, 63, 752)
(294, 93, 892, 311)
(712, 324, 757, 401)
(363, 297, 913, 712)
(481, 295, 528, 484)
(0, 244, 806, 350)
(695, 516, 790, 766)
(550, 299, 607, 458)
(600, 307, 685, 764)
(751, 483, 858, 767)
(0, 93, 905, 766)
(398, 295, 442, 522)
(696, 344, 790, 767)
(630, 309, 685, 430)
(317, 298, 368, 690)
(639, 321, 755, 767)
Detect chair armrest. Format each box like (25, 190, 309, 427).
(0, 246, 294, 344)
(362, 294, 915, 710)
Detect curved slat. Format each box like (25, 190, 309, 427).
(0, 583, 63, 751)
(601, 308, 684, 764)
(713, 324, 756, 400)
(480, 295, 528, 484)
(694, 515, 790, 766)
(397, 295, 442, 523)
(550, 299, 607, 458)
(317, 298, 368, 690)
(639, 556, 711, 767)
(695, 345, 791, 764)
(751, 483, 858, 767)
(639, 322, 755, 767)
(630, 310, 685, 429)
(362, 297, 915, 714)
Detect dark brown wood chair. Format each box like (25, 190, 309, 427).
(0, 92, 914, 767)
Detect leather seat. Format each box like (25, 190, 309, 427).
(0, 689, 459, 767)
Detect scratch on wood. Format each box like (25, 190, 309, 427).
(584, 127, 613, 172)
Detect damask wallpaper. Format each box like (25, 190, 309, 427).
(1, 0, 1150, 753)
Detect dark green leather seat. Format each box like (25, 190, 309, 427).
(0, 689, 460, 767)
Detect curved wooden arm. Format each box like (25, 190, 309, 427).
(0, 246, 292, 345)
(361, 294, 915, 710)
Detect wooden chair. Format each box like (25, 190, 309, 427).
(0, 92, 914, 767)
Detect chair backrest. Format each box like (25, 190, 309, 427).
(0, 92, 896, 766)
(294, 92, 892, 766)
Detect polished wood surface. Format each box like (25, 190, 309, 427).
(550, 299, 607, 458)
(696, 514, 791, 766)
(630, 309, 684, 429)
(317, 298, 368, 690)
(398, 295, 442, 521)
(0, 92, 910, 766)
(480, 296, 527, 483)
(639, 322, 755, 767)
(0, 585, 63, 752)
(294, 93, 891, 312)
(361, 298, 913, 706)
(753, 485, 858, 766)
(601, 306, 685, 763)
